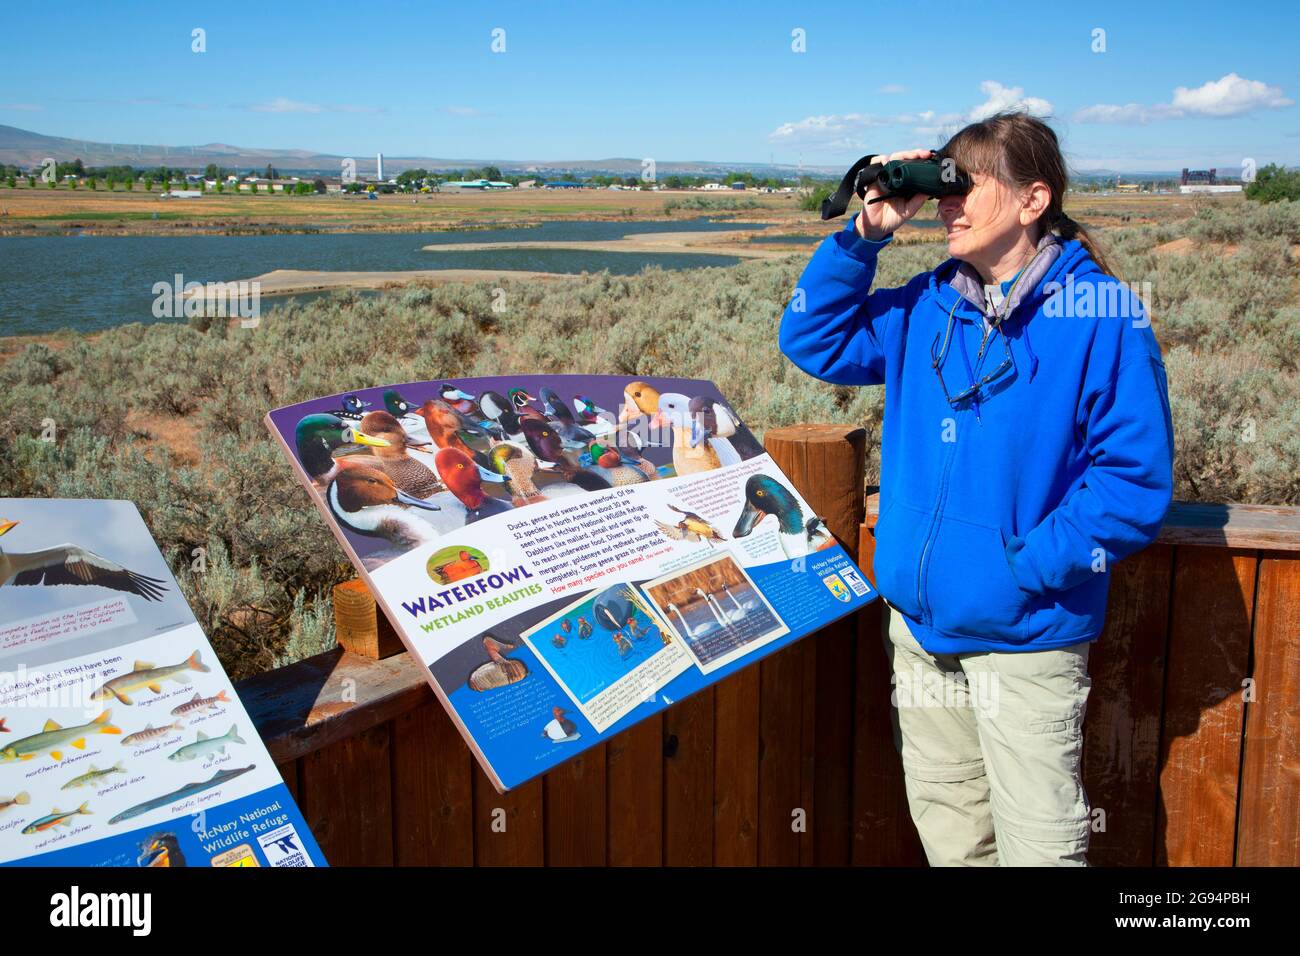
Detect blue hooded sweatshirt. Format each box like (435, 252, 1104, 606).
(778, 217, 1175, 654)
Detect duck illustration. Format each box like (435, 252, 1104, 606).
(358, 411, 445, 500)
(295, 413, 391, 488)
(412, 400, 506, 484)
(688, 395, 764, 459)
(572, 395, 620, 438)
(551, 632, 567, 649)
(378, 389, 435, 442)
(576, 616, 593, 639)
(560, 618, 572, 636)
(541, 706, 580, 743)
(654, 504, 726, 547)
(612, 633, 633, 657)
(619, 380, 661, 422)
(626, 615, 652, 640)
(732, 474, 836, 558)
(518, 421, 611, 491)
(433, 448, 513, 522)
(486, 442, 584, 504)
(0, 520, 168, 601)
(439, 384, 486, 422)
(509, 387, 547, 422)
(326, 393, 372, 422)
(538, 387, 597, 446)
(579, 441, 653, 486)
(468, 636, 529, 691)
(327, 466, 443, 558)
(650, 393, 729, 475)
(429, 549, 486, 584)
(479, 390, 524, 441)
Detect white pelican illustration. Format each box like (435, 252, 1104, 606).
(0, 519, 168, 602)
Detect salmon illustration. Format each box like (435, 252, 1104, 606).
(168, 725, 246, 762)
(0, 717, 9, 733)
(0, 711, 120, 763)
(0, 791, 29, 813)
(90, 651, 210, 705)
(62, 763, 126, 790)
(22, 802, 92, 835)
(170, 689, 230, 719)
(121, 722, 184, 746)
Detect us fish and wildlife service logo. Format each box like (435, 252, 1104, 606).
(256, 823, 314, 867)
(822, 573, 851, 603)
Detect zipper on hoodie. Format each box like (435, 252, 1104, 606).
(916, 301, 975, 625)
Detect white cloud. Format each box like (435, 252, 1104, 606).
(768, 81, 1052, 147)
(247, 98, 385, 115)
(968, 81, 1053, 121)
(251, 97, 324, 114)
(0, 103, 43, 111)
(1075, 73, 1291, 124)
(441, 106, 484, 117)
(1171, 73, 1292, 116)
(879, 83, 907, 94)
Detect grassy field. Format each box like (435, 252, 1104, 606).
(2, 195, 1295, 678)
(0, 180, 1221, 236)
(0, 183, 796, 235)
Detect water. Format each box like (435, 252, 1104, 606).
(745, 218, 943, 245)
(0, 219, 767, 337)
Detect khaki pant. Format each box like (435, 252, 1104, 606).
(880, 601, 1093, 866)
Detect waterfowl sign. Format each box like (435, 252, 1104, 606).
(266, 375, 876, 791)
(0, 498, 326, 867)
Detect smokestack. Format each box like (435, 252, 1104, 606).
(377, 153, 384, 181)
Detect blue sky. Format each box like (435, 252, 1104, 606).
(1, 0, 1296, 172)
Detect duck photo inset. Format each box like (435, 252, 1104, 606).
(640, 551, 789, 674)
(518, 583, 691, 733)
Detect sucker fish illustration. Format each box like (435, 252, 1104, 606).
(168, 725, 246, 762)
(91, 651, 210, 705)
(22, 802, 92, 834)
(0, 710, 120, 763)
(0, 791, 29, 813)
(109, 765, 256, 825)
(170, 689, 230, 718)
(121, 723, 184, 746)
(62, 763, 127, 790)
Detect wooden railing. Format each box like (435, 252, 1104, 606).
(239, 426, 1300, 866)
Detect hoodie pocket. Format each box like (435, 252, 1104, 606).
(925, 518, 1030, 641)
(870, 499, 927, 621)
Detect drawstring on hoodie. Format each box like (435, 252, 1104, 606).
(1021, 320, 1039, 383)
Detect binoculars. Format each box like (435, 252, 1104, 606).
(821, 152, 971, 220)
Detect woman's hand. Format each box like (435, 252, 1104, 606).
(856, 148, 934, 241)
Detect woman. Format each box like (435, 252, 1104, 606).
(778, 112, 1174, 866)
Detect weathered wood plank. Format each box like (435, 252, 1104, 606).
(765, 424, 867, 867)
(300, 723, 394, 866)
(712, 667, 760, 866)
(1157, 547, 1255, 866)
(1083, 544, 1174, 866)
(1236, 553, 1300, 866)
(390, 702, 475, 866)
(664, 689, 715, 865)
(606, 715, 664, 866)
(758, 642, 804, 865)
(544, 743, 608, 866)
(473, 768, 544, 866)
(241, 647, 430, 764)
(852, 524, 926, 865)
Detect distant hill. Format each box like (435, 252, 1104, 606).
(0, 124, 838, 179)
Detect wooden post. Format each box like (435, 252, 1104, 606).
(333, 579, 406, 660)
(761, 424, 867, 866)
